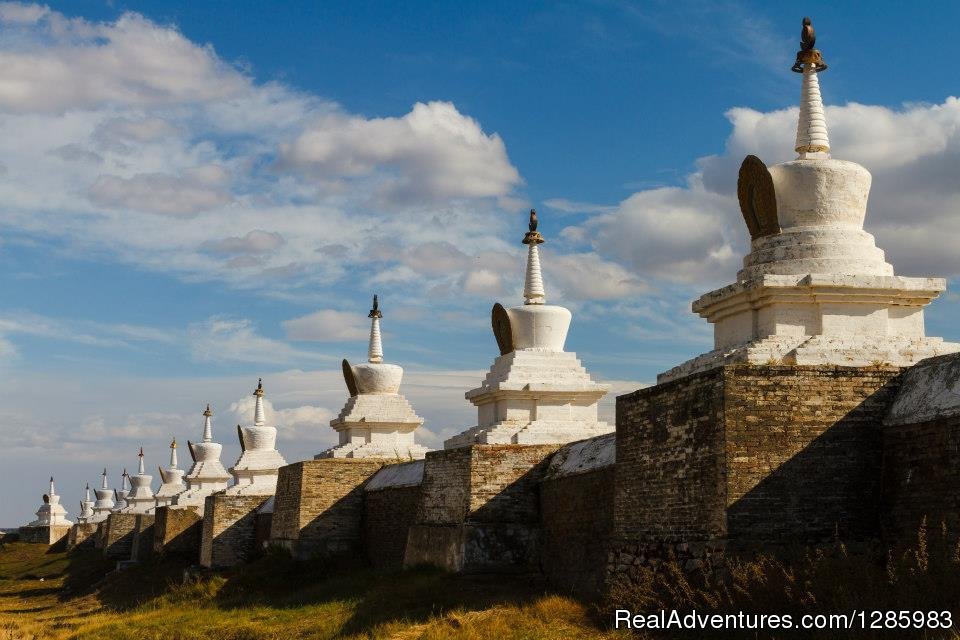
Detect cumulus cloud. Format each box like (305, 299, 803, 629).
(201, 230, 285, 256)
(0, 10, 249, 113)
(282, 310, 369, 342)
(188, 317, 333, 364)
(278, 101, 521, 205)
(88, 165, 232, 217)
(229, 395, 334, 443)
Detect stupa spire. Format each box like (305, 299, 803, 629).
(522, 209, 546, 305)
(368, 294, 383, 363)
(203, 404, 213, 442)
(792, 17, 830, 157)
(100, 468, 108, 489)
(49, 476, 55, 497)
(253, 378, 265, 427)
(84, 483, 90, 501)
(169, 438, 178, 469)
(137, 447, 145, 475)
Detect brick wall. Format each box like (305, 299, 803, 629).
(269, 459, 384, 559)
(103, 513, 138, 559)
(18, 525, 71, 545)
(130, 514, 155, 562)
(200, 494, 271, 568)
(406, 444, 559, 572)
(67, 523, 98, 550)
(540, 465, 614, 596)
(365, 485, 420, 569)
(153, 506, 202, 557)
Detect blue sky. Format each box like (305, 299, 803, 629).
(3, 1, 960, 524)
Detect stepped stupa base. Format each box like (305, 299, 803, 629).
(661, 273, 960, 384)
(444, 420, 611, 449)
(316, 441, 429, 459)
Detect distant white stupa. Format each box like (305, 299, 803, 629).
(26, 477, 72, 527)
(445, 210, 613, 448)
(120, 448, 155, 514)
(90, 469, 115, 523)
(176, 404, 232, 510)
(225, 379, 286, 495)
(154, 438, 186, 508)
(77, 483, 94, 523)
(316, 295, 429, 460)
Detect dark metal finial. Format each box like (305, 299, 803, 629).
(792, 16, 827, 72)
(138, 446, 143, 457)
(368, 294, 382, 319)
(522, 209, 544, 245)
(528, 209, 538, 232)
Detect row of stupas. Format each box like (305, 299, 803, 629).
(25, 208, 616, 527)
(32, 20, 957, 529)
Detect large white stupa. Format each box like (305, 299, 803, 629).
(316, 296, 429, 460)
(26, 477, 72, 527)
(77, 483, 94, 524)
(225, 379, 286, 495)
(660, 24, 960, 383)
(90, 469, 115, 523)
(444, 210, 612, 448)
(120, 448, 155, 514)
(154, 438, 186, 508)
(176, 404, 232, 509)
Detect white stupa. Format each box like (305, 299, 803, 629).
(660, 22, 960, 382)
(316, 296, 429, 460)
(90, 469, 115, 523)
(27, 477, 72, 527)
(77, 483, 94, 523)
(154, 438, 187, 508)
(444, 210, 612, 448)
(175, 404, 232, 509)
(113, 470, 130, 512)
(120, 448, 155, 514)
(225, 379, 286, 495)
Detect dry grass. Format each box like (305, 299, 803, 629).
(0, 542, 615, 640)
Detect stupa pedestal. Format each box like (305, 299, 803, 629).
(444, 211, 612, 449)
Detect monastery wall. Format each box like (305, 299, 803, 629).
(270, 459, 384, 560)
(103, 513, 138, 559)
(539, 434, 615, 597)
(130, 514, 155, 562)
(66, 523, 97, 550)
(609, 365, 901, 584)
(882, 353, 960, 546)
(153, 506, 202, 557)
(363, 460, 423, 569)
(200, 494, 271, 569)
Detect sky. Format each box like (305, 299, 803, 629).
(3, 1, 960, 524)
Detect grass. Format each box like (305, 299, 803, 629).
(0, 542, 616, 640)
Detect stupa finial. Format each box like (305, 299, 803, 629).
(49, 476, 55, 495)
(84, 483, 91, 500)
(169, 437, 178, 469)
(202, 403, 214, 442)
(137, 447, 145, 475)
(101, 468, 109, 489)
(368, 294, 384, 363)
(791, 16, 830, 157)
(253, 378, 266, 426)
(522, 209, 546, 305)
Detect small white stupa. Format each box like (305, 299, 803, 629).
(113, 470, 129, 512)
(660, 18, 960, 382)
(225, 379, 286, 495)
(26, 477, 72, 527)
(90, 469, 115, 523)
(316, 295, 429, 460)
(120, 448, 155, 514)
(444, 210, 612, 448)
(78, 484, 95, 524)
(176, 404, 232, 509)
(154, 438, 187, 508)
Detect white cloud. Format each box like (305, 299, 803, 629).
(0, 2, 48, 24)
(201, 230, 285, 256)
(282, 310, 369, 342)
(228, 395, 334, 443)
(278, 101, 521, 205)
(88, 166, 232, 217)
(187, 317, 334, 365)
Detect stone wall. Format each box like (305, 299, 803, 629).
(130, 514, 155, 562)
(882, 353, 960, 546)
(66, 523, 98, 550)
(103, 513, 138, 559)
(200, 493, 271, 569)
(405, 444, 559, 572)
(18, 524, 71, 546)
(611, 365, 901, 583)
(540, 434, 615, 596)
(363, 460, 425, 570)
(153, 506, 202, 557)
(270, 459, 385, 560)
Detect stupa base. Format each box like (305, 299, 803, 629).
(315, 441, 429, 460)
(444, 419, 612, 449)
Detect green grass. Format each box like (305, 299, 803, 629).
(0, 542, 616, 640)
